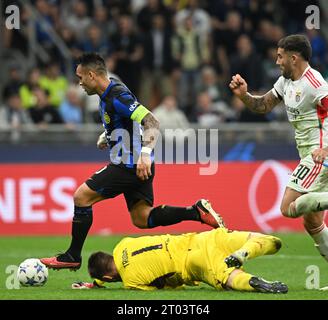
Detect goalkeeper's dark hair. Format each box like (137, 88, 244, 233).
(277, 34, 312, 61)
(77, 52, 107, 75)
(88, 251, 114, 280)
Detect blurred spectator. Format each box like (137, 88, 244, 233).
(163, 0, 189, 11)
(39, 62, 68, 107)
(153, 95, 190, 129)
(137, 0, 173, 32)
(244, 0, 276, 31)
(306, 29, 327, 74)
(102, 0, 132, 15)
(175, 0, 211, 36)
(34, 0, 56, 55)
(111, 15, 143, 96)
(0, 107, 7, 129)
(208, 0, 235, 25)
(78, 24, 112, 57)
(0, 93, 33, 142)
(197, 92, 231, 127)
(3, 65, 24, 100)
(213, 10, 244, 79)
(57, 26, 81, 72)
(29, 88, 63, 128)
(2, 93, 32, 128)
(93, 6, 116, 39)
(19, 68, 41, 109)
(172, 15, 210, 118)
(215, 11, 244, 55)
(63, 0, 92, 41)
(230, 34, 264, 91)
(199, 66, 229, 103)
(271, 25, 285, 43)
(262, 46, 281, 90)
(131, 0, 147, 14)
(253, 19, 276, 58)
(140, 14, 174, 109)
(59, 86, 84, 129)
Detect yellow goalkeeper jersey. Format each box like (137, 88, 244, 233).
(113, 233, 198, 290)
(113, 229, 250, 290)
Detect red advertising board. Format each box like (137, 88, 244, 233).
(0, 161, 305, 235)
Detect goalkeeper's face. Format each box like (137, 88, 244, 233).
(76, 65, 98, 95)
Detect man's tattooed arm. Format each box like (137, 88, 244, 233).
(141, 112, 160, 150)
(240, 90, 282, 114)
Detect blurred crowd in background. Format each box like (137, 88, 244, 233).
(1, 0, 327, 132)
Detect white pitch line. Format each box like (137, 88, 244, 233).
(262, 254, 321, 260)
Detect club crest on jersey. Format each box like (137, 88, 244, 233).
(295, 91, 301, 102)
(103, 112, 110, 124)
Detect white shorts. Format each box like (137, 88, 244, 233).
(288, 154, 328, 193)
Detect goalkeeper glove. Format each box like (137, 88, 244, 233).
(72, 279, 106, 289)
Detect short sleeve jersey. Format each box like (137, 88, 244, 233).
(272, 66, 328, 158)
(113, 233, 196, 290)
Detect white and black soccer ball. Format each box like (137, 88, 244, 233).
(17, 258, 48, 287)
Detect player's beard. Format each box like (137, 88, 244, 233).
(281, 67, 293, 79)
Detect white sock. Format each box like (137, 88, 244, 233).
(289, 192, 328, 217)
(310, 225, 328, 262)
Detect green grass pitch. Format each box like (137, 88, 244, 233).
(1, 233, 328, 300)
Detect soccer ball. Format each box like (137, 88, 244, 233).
(17, 258, 48, 287)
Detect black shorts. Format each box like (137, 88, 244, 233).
(85, 163, 155, 211)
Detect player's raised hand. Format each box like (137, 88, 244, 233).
(137, 153, 152, 181)
(229, 74, 248, 97)
(312, 148, 328, 164)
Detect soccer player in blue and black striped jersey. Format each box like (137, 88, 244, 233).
(41, 53, 224, 270)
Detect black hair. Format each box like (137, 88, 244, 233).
(77, 52, 107, 75)
(277, 34, 312, 61)
(88, 251, 113, 279)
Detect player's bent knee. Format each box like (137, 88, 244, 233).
(130, 201, 152, 229)
(131, 218, 148, 229)
(280, 202, 297, 218)
(73, 184, 98, 207)
(281, 210, 290, 218)
(73, 191, 85, 206)
(280, 204, 289, 217)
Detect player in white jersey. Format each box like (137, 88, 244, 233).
(229, 34, 328, 263)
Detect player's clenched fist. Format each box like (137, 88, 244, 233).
(229, 74, 248, 97)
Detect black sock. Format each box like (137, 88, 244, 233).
(147, 205, 200, 228)
(64, 206, 93, 261)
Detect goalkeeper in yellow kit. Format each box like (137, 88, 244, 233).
(77, 226, 288, 293)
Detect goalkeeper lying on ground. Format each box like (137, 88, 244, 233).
(73, 225, 288, 293)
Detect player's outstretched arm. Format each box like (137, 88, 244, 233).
(229, 74, 281, 114)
